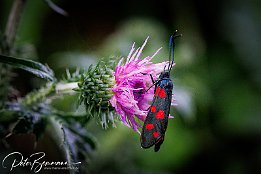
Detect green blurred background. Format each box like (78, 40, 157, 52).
(1, 0, 260, 173)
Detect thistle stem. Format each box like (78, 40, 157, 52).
(21, 81, 79, 106)
(4, 0, 27, 50)
(55, 82, 78, 94)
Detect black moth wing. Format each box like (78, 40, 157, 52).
(141, 77, 173, 151)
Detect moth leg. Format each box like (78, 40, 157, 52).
(142, 74, 158, 92)
(150, 74, 155, 84)
(146, 74, 157, 92)
(146, 79, 162, 92)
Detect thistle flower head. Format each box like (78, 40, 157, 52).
(109, 37, 169, 132)
(78, 37, 176, 132)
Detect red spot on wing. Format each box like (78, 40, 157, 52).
(156, 110, 165, 119)
(158, 88, 166, 98)
(150, 106, 156, 112)
(155, 87, 161, 96)
(153, 131, 160, 138)
(145, 124, 154, 130)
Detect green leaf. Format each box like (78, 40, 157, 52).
(63, 123, 96, 158)
(48, 117, 96, 173)
(1, 102, 49, 139)
(0, 54, 55, 81)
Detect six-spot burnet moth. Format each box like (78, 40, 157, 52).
(140, 30, 181, 152)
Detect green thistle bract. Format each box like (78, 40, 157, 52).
(78, 61, 116, 128)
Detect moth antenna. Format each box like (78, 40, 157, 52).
(168, 35, 173, 71)
(168, 30, 182, 72)
(163, 64, 167, 72)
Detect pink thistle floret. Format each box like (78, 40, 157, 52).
(109, 37, 172, 133)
